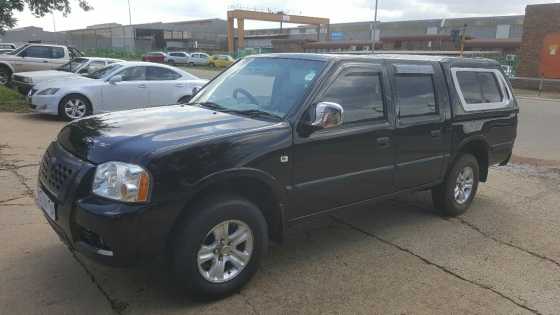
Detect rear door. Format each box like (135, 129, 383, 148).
(389, 61, 451, 190)
(290, 62, 395, 219)
(145, 66, 185, 106)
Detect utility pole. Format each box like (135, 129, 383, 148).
(371, 0, 379, 53)
(52, 0, 56, 32)
(128, 0, 132, 25)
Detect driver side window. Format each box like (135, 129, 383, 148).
(319, 69, 385, 124)
(118, 67, 146, 81)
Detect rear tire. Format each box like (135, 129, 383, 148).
(58, 94, 92, 121)
(171, 194, 268, 299)
(0, 66, 11, 86)
(432, 154, 479, 217)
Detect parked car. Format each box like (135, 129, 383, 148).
(0, 43, 16, 50)
(12, 57, 124, 95)
(28, 61, 207, 120)
(166, 52, 190, 65)
(142, 52, 167, 63)
(0, 49, 14, 55)
(188, 52, 210, 66)
(0, 43, 83, 86)
(210, 54, 235, 68)
(36, 54, 517, 299)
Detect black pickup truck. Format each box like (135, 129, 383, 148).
(36, 53, 517, 298)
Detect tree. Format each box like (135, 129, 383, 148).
(0, 0, 92, 33)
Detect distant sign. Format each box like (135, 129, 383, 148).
(282, 15, 290, 22)
(331, 32, 344, 41)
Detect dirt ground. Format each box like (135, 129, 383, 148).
(1, 96, 560, 314)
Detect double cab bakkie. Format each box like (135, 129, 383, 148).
(37, 53, 517, 298)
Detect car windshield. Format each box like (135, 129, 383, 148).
(58, 58, 89, 72)
(190, 57, 325, 120)
(86, 63, 124, 79)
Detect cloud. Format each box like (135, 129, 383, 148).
(11, 0, 560, 32)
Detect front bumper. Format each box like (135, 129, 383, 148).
(38, 142, 183, 266)
(28, 93, 61, 115)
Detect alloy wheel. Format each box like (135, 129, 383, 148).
(454, 166, 474, 204)
(197, 220, 254, 283)
(64, 98, 87, 119)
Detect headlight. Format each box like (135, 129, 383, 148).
(92, 162, 150, 202)
(37, 88, 60, 95)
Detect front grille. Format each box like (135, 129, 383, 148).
(13, 75, 25, 82)
(39, 148, 77, 198)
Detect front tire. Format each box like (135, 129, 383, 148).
(58, 94, 92, 121)
(171, 194, 268, 299)
(432, 154, 479, 216)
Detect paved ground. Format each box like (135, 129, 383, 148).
(1, 97, 559, 314)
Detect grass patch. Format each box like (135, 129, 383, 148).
(0, 85, 30, 113)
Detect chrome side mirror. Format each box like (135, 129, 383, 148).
(310, 102, 344, 130)
(108, 75, 122, 85)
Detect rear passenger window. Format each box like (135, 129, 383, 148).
(452, 68, 511, 111)
(395, 74, 437, 117)
(320, 71, 384, 123)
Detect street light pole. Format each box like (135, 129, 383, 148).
(371, 0, 379, 53)
(127, 0, 132, 25)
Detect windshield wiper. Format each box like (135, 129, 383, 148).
(227, 109, 282, 121)
(192, 102, 229, 111)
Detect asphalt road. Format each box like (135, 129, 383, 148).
(0, 96, 559, 314)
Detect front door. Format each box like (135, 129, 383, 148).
(389, 62, 451, 190)
(101, 66, 149, 112)
(289, 62, 395, 220)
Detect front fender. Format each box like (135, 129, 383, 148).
(191, 167, 286, 204)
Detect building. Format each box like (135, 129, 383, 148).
(0, 26, 65, 46)
(64, 19, 228, 52)
(252, 15, 524, 54)
(518, 3, 560, 79)
(1, 19, 228, 52)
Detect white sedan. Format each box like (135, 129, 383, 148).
(28, 62, 208, 120)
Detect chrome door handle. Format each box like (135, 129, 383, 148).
(42, 60, 48, 63)
(430, 130, 442, 138)
(175, 84, 185, 88)
(138, 84, 146, 88)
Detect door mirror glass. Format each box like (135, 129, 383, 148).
(108, 75, 123, 84)
(308, 102, 344, 130)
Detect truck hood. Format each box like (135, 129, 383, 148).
(57, 105, 279, 164)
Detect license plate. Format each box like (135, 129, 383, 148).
(37, 188, 56, 221)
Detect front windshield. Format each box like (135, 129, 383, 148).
(191, 57, 326, 119)
(58, 58, 88, 72)
(86, 63, 123, 79)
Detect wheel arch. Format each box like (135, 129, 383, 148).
(0, 62, 14, 73)
(454, 136, 490, 182)
(170, 168, 287, 245)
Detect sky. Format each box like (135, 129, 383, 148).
(11, 0, 560, 32)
